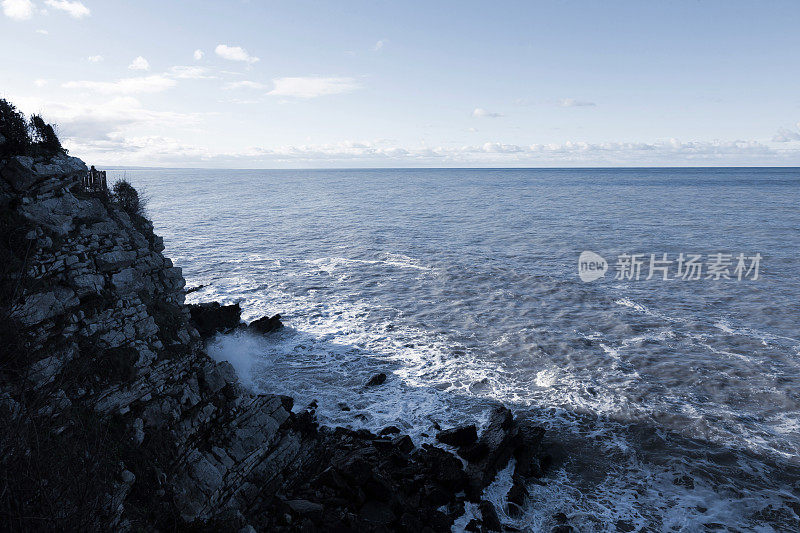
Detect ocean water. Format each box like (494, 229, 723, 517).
(114, 167, 800, 531)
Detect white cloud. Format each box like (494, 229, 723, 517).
(87, 54, 103, 62)
(772, 127, 800, 143)
(473, 108, 503, 118)
(34, 78, 48, 87)
(2, 0, 34, 20)
(44, 0, 90, 18)
(372, 39, 387, 51)
(168, 66, 213, 79)
(51, 133, 791, 167)
(63, 75, 177, 95)
(267, 77, 360, 98)
(559, 98, 596, 107)
(193, 49, 204, 61)
(128, 56, 150, 71)
(215, 44, 259, 64)
(36, 28, 48, 34)
(225, 80, 267, 90)
(11, 96, 202, 150)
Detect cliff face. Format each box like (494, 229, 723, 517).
(0, 154, 319, 529)
(0, 154, 548, 532)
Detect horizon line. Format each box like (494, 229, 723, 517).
(100, 165, 800, 171)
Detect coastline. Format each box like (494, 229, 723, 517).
(0, 153, 554, 531)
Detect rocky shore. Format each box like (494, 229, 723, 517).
(0, 153, 555, 531)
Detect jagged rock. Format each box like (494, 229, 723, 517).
(189, 302, 242, 337)
(12, 286, 79, 325)
(464, 406, 518, 496)
(287, 499, 324, 518)
(507, 476, 528, 517)
(436, 424, 478, 447)
(365, 372, 387, 386)
(248, 313, 283, 334)
(479, 500, 502, 531)
(0, 151, 553, 532)
(202, 360, 237, 393)
(96, 250, 137, 272)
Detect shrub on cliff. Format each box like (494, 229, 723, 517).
(111, 179, 148, 219)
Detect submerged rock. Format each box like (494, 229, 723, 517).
(365, 372, 387, 386)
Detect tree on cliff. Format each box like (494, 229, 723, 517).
(0, 99, 31, 159)
(29, 114, 65, 156)
(0, 99, 66, 159)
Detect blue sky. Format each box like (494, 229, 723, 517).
(2, 0, 800, 167)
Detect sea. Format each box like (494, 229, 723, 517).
(113, 167, 800, 532)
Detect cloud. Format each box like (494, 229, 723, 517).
(34, 79, 48, 87)
(128, 56, 150, 71)
(63, 75, 177, 95)
(225, 80, 267, 90)
(472, 108, 503, 118)
(193, 49, 204, 61)
(215, 44, 259, 64)
(11, 96, 202, 147)
(52, 132, 791, 168)
(372, 39, 387, 51)
(44, 0, 90, 18)
(36, 28, 48, 34)
(168, 66, 213, 79)
(773, 127, 800, 143)
(87, 54, 103, 62)
(559, 98, 596, 107)
(267, 77, 361, 98)
(2, 0, 34, 20)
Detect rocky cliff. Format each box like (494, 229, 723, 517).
(0, 154, 550, 532)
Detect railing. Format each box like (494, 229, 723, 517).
(82, 168, 108, 192)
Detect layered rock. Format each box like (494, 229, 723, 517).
(0, 154, 551, 531)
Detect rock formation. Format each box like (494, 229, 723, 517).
(0, 153, 551, 531)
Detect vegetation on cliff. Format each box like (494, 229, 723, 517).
(0, 99, 65, 160)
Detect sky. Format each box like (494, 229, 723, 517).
(2, 0, 800, 168)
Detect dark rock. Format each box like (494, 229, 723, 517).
(506, 477, 528, 517)
(552, 526, 574, 533)
(287, 499, 324, 518)
(359, 500, 395, 525)
(436, 424, 478, 447)
(514, 423, 545, 478)
(465, 406, 518, 496)
(379, 426, 401, 436)
(391, 434, 414, 454)
(479, 500, 502, 531)
(465, 519, 482, 532)
(458, 442, 490, 463)
(673, 474, 695, 489)
(365, 372, 387, 386)
(248, 313, 283, 334)
(554, 512, 568, 523)
(616, 519, 635, 532)
(188, 301, 241, 337)
(337, 402, 350, 411)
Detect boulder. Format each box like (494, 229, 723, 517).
(365, 372, 387, 386)
(479, 500, 502, 532)
(436, 424, 478, 447)
(464, 406, 518, 497)
(247, 313, 283, 334)
(189, 302, 242, 337)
